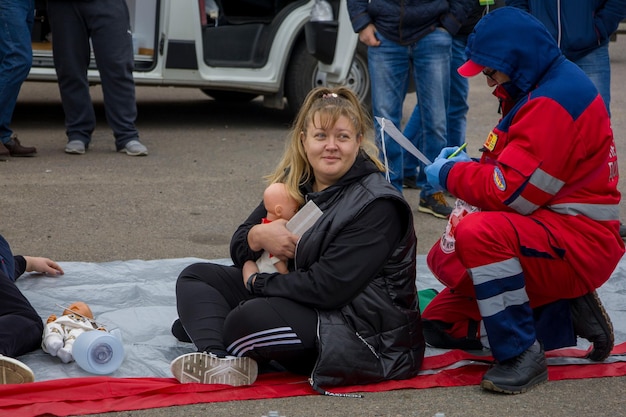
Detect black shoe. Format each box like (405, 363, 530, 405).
(418, 192, 452, 219)
(619, 222, 626, 240)
(171, 318, 192, 343)
(422, 319, 483, 350)
(570, 291, 614, 361)
(403, 176, 420, 189)
(481, 341, 548, 394)
(3, 135, 36, 157)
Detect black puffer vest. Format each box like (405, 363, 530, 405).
(296, 165, 424, 390)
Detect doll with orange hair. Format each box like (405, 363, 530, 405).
(42, 302, 104, 363)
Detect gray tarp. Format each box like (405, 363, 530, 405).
(14, 255, 626, 382)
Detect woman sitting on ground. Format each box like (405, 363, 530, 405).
(170, 86, 424, 392)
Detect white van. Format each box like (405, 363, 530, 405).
(28, 0, 369, 114)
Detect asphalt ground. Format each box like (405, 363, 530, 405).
(3, 40, 626, 417)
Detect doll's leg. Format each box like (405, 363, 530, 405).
(57, 327, 84, 363)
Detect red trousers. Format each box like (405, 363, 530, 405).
(422, 211, 605, 341)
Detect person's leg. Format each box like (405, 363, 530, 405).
(402, 105, 420, 188)
(0, 0, 34, 144)
(368, 34, 410, 192)
(424, 209, 610, 359)
(0, 273, 44, 358)
(411, 28, 452, 217)
(47, 0, 95, 147)
(453, 212, 593, 360)
(171, 262, 259, 386)
(175, 262, 251, 355)
(85, 0, 141, 150)
(224, 297, 318, 375)
(447, 34, 469, 148)
(453, 212, 546, 392)
(572, 44, 611, 116)
(453, 211, 614, 393)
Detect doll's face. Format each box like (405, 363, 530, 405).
(63, 302, 94, 319)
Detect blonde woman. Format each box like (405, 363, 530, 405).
(171, 87, 423, 393)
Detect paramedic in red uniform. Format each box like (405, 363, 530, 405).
(422, 7, 624, 395)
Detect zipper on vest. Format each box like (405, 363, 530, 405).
(308, 312, 363, 398)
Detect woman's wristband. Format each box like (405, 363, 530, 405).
(246, 272, 258, 293)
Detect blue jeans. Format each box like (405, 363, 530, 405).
(369, 28, 452, 195)
(0, 0, 34, 144)
(403, 34, 468, 186)
(571, 43, 611, 116)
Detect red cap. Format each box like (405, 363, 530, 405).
(457, 60, 485, 77)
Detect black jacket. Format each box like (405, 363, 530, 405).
(347, 0, 476, 45)
(231, 153, 424, 388)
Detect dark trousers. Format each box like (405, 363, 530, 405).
(0, 271, 43, 357)
(176, 262, 318, 375)
(47, 0, 139, 149)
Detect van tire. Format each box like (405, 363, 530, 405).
(284, 39, 319, 116)
(285, 40, 371, 116)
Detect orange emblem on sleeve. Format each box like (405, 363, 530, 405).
(484, 131, 498, 152)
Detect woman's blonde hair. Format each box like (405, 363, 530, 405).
(266, 86, 384, 205)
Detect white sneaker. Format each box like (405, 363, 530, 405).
(0, 355, 35, 384)
(120, 140, 148, 156)
(170, 352, 258, 386)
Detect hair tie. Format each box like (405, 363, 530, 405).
(322, 93, 338, 99)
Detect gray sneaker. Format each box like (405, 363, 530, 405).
(120, 140, 148, 156)
(65, 140, 86, 155)
(170, 352, 258, 386)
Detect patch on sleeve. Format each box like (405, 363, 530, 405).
(493, 167, 506, 191)
(484, 131, 498, 151)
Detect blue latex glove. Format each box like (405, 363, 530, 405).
(425, 146, 471, 191)
(437, 146, 471, 162)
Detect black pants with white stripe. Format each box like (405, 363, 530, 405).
(176, 262, 318, 375)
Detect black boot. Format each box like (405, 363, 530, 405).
(570, 291, 614, 361)
(481, 341, 548, 394)
(171, 318, 192, 343)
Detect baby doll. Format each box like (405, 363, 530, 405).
(42, 302, 104, 363)
(256, 182, 299, 274)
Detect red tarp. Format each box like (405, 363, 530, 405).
(3, 342, 626, 417)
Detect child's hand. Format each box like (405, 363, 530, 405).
(24, 256, 64, 276)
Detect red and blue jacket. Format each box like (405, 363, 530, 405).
(446, 7, 624, 285)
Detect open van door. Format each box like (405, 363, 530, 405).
(304, 0, 370, 109)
